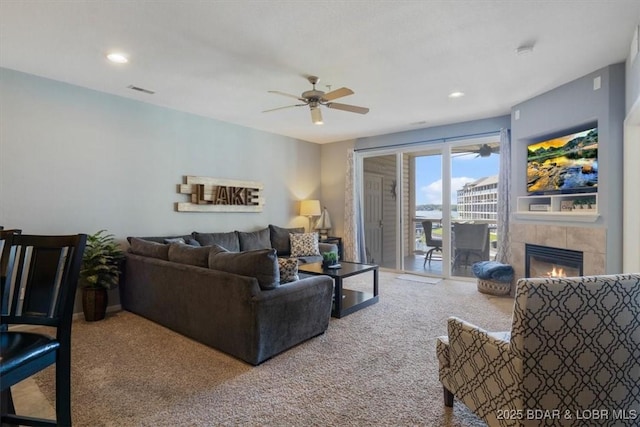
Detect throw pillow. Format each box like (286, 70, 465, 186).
(208, 244, 280, 290)
(289, 232, 320, 257)
(185, 238, 201, 247)
(237, 228, 271, 251)
(269, 224, 305, 256)
(278, 257, 299, 283)
(128, 237, 170, 260)
(164, 237, 186, 244)
(167, 243, 210, 268)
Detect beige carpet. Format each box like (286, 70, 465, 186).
(396, 274, 442, 284)
(32, 272, 514, 426)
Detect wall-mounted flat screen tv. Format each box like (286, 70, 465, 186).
(527, 127, 598, 194)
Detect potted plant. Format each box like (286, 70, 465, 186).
(322, 251, 338, 269)
(79, 230, 124, 321)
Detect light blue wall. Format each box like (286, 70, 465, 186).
(511, 63, 626, 272)
(0, 68, 322, 241)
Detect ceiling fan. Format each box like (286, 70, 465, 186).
(263, 76, 369, 124)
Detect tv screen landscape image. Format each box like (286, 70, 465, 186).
(527, 127, 598, 194)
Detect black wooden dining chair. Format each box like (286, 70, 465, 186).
(421, 220, 442, 266)
(0, 230, 22, 334)
(0, 233, 86, 427)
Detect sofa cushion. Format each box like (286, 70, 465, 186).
(237, 227, 271, 252)
(168, 243, 210, 268)
(129, 237, 169, 260)
(269, 224, 304, 256)
(208, 245, 280, 290)
(127, 235, 192, 245)
(193, 231, 240, 252)
(290, 232, 320, 257)
(278, 257, 299, 283)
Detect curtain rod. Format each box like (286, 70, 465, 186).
(354, 128, 505, 152)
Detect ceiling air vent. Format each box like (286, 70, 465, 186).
(127, 85, 155, 95)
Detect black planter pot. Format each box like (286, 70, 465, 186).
(322, 260, 337, 269)
(82, 287, 108, 321)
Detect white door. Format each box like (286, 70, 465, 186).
(364, 173, 383, 264)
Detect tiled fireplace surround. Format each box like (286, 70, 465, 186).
(509, 222, 606, 281)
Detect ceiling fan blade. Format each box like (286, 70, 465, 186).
(262, 104, 305, 113)
(326, 102, 370, 114)
(268, 90, 306, 102)
(321, 87, 354, 101)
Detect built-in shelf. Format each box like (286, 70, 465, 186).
(515, 192, 599, 222)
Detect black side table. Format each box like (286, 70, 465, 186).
(298, 261, 378, 318)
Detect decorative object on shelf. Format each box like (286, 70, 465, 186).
(79, 230, 124, 321)
(177, 176, 264, 212)
(322, 251, 339, 269)
(560, 200, 574, 211)
(300, 199, 321, 232)
(314, 206, 332, 239)
(529, 204, 551, 211)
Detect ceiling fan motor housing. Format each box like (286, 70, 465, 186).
(302, 90, 325, 101)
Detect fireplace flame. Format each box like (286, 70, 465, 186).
(547, 266, 566, 278)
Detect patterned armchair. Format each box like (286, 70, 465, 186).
(437, 274, 640, 426)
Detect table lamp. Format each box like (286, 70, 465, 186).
(300, 199, 321, 232)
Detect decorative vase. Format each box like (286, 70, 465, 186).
(82, 287, 108, 322)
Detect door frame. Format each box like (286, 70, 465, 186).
(363, 172, 384, 265)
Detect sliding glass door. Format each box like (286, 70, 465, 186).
(450, 141, 500, 277)
(359, 136, 500, 279)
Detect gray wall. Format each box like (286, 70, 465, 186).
(0, 68, 322, 239)
(626, 25, 640, 114)
(510, 63, 626, 273)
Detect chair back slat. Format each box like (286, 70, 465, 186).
(1, 229, 22, 329)
(0, 233, 86, 330)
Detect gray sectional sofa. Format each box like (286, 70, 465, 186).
(121, 225, 337, 365)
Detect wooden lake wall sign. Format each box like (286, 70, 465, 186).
(177, 176, 264, 212)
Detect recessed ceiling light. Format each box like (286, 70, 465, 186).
(106, 53, 129, 64)
(448, 91, 465, 99)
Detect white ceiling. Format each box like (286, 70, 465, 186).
(1, 1, 639, 144)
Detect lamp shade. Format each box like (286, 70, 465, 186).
(300, 199, 321, 217)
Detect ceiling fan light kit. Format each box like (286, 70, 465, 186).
(310, 105, 323, 125)
(265, 75, 369, 124)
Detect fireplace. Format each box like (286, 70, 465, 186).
(525, 244, 583, 278)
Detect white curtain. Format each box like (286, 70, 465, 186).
(496, 128, 511, 263)
(343, 149, 367, 262)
